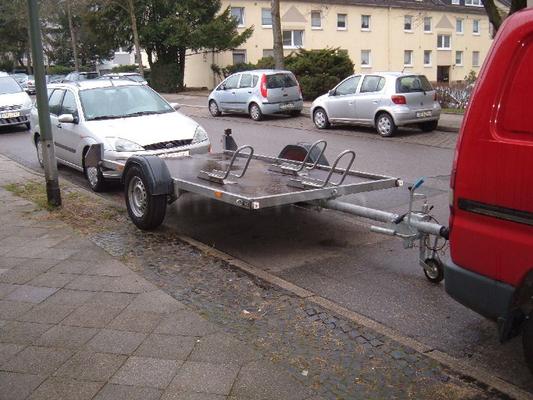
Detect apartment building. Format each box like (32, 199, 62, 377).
(184, 0, 510, 89)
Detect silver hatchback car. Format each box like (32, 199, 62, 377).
(208, 69, 303, 121)
(311, 72, 441, 137)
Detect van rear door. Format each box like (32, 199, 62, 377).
(266, 73, 301, 108)
(396, 75, 435, 116)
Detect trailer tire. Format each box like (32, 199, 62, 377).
(423, 258, 444, 284)
(524, 312, 533, 374)
(125, 165, 167, 230)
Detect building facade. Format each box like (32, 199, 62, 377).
(184, 0, 509, 89)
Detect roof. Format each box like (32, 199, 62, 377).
(288, 0, 493, 14)
(49, 80, 142, 91)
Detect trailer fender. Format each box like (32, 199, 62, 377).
(122, 155, 174, 196)
(278, 143, 330, 166)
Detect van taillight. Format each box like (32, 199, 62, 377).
(260, 74, 268, 98)
(391, 95, 406, 105)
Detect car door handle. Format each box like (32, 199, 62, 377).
(247, 91, 252, 94)
(56, 124, 62, 129)
(372, 100, 379, 104)
(231, 91, 236, 94)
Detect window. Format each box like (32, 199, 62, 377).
(335, 76, 361, 95)
(424, 50, 432, 66)
(472, 51, 480, 67)
(499, 40, 533, 134)
(404, 50, 413, 66)
(424, 17, 432, 32)
(456, 18, 463, 34)
(48, 89, 65, 116)
(283, 30, 304, 48)
(361, 50, 371, 67)
(239, 73, 252, 88)
(232, 50, 246, 64)
(311, 11, 321, 28)
(455, 51, 463, 65)
(262, 49, 274, 58)
(337, 14, 347, 30)
(361, 15, 370, 30)
(465, 0, 483, 6)
(437, 34, 451, 49)
(261, 8, 272, 26)
(451, 0, 460, 4)
(396, 75, 433, 93)
(404, 15, 413, 31)
(230, 7, 245, 27)
(360, 76, 385, 93)
(473, 19, 480, 34)
(224, 74, 240, 89)
(61, 91, 78, 117)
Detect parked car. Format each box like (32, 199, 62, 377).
(0, 75, 33, 130)
(26, 75, 36, 94)
(11, 73, 29, 92)
(63, 71, 99, 82)
(444, 8, 533, 374)
(311, 72, 441, 137)
(48, 74, 66, 84)
(208, 69, 303, 121)
(29, 80, 210, 191)
(101, 72, 148, 85)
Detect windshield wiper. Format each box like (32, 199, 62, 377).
(123, 110, 162, 118)
(89, 115, 120, 121)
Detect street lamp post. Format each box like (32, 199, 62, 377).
(27, 0, 61, 207)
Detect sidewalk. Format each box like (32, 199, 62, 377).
(0, 157, 320, 400)
(168, 91, 464, 133)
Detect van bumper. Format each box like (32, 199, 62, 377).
(443, 258, 514, 321)
(260, 100, 304, 115)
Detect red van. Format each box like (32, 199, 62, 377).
(444, 9, 533, 373)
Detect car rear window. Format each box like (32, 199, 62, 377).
(266, 73, 297, 89)
(396, 75, 433, 93)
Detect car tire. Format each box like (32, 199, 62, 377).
(249, 103, 263, 121)
(35, 135, 44, 168)
(83, 151, 106, 192)
(419, 120, 438, 132)
(524, 312, 533, 375)
(209, 100, 221, 117)
(376, 113, 397, 137)
(124, 164, 167, 230)
(290, 110, 302, 117)
(313, 108, 330, 129)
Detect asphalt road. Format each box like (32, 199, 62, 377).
(0, 98, 530, 393)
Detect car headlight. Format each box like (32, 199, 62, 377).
(106, 137, 144, 152)
(192, 125, 208, 144)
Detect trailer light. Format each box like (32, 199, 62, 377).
(215, 191, 222, 199)
(252, 201, 260, 209)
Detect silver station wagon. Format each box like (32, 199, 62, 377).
(208, 69, 303, 121)
(311, 72, 441, 137)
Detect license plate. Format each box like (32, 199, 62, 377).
(159, 150, 189, 159)
(0, 112, 20, 119)
(416, 111, 432, 118)
(280, 102, 294, 110)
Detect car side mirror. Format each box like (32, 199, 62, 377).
(58, 114, 76, 124)
(169, 102, 181, 110)
(328, 89, 336, 96)
(219, 84, 227, 91)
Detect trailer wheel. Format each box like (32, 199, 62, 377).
(125, 165, 167, 230)
(524, 312, 533, 374)
(423, 258, 444, 284)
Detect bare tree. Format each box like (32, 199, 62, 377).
(271, 0, 284, 69)
(126, 0, 144, 77)
(66, 0, 80, 71)
(483, 0, 527, 34)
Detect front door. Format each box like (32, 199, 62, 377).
(56, 89, 83, 166)
(327, 75, 361, 121)
(47, 89, 66, 161)
(217, 74, 240, 111)
(354, 75, 386, 123)
(437, 66, 450, 83)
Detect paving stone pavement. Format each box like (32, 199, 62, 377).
(0, 156, 321, 399)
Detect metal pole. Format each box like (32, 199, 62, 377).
(27, 0, 61, 207)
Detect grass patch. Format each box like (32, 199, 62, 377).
(4, 180, 126, 235)
(442, 108, 465, 115)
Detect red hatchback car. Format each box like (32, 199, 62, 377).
(444, 9, 533, 373)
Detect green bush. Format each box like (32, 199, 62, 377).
(111, 64, 140, 73)
(285, 49, 354, 100)
(256, 56, 275, 69)
(47, 65, 74, 75)
(0, 58, 14, 73)
(150, 62, 179, 92)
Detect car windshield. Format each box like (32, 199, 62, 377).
(80, 85, 174, 121)
(79, 73, 99, 80)
(0, 77, 23, 94)
(396, 75, 433, 93)
(266, 73, 297, 89)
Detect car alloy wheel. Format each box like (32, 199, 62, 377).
(36, 137, 44, 167)
(86, 167, 100, 189)
(376, 113, 396, 137)
(209, 100, 221, 117)
(249, 103, 263, 121)
(128, 175, 148, 219)
(313, 109, 329, 129)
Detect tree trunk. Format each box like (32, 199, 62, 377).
(66, 0, 79, 71)
(510, 0, 527, 14)
(127, 0, 144, 77)
(271, 0, 284, 69)
(177, 48, 186, 91)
